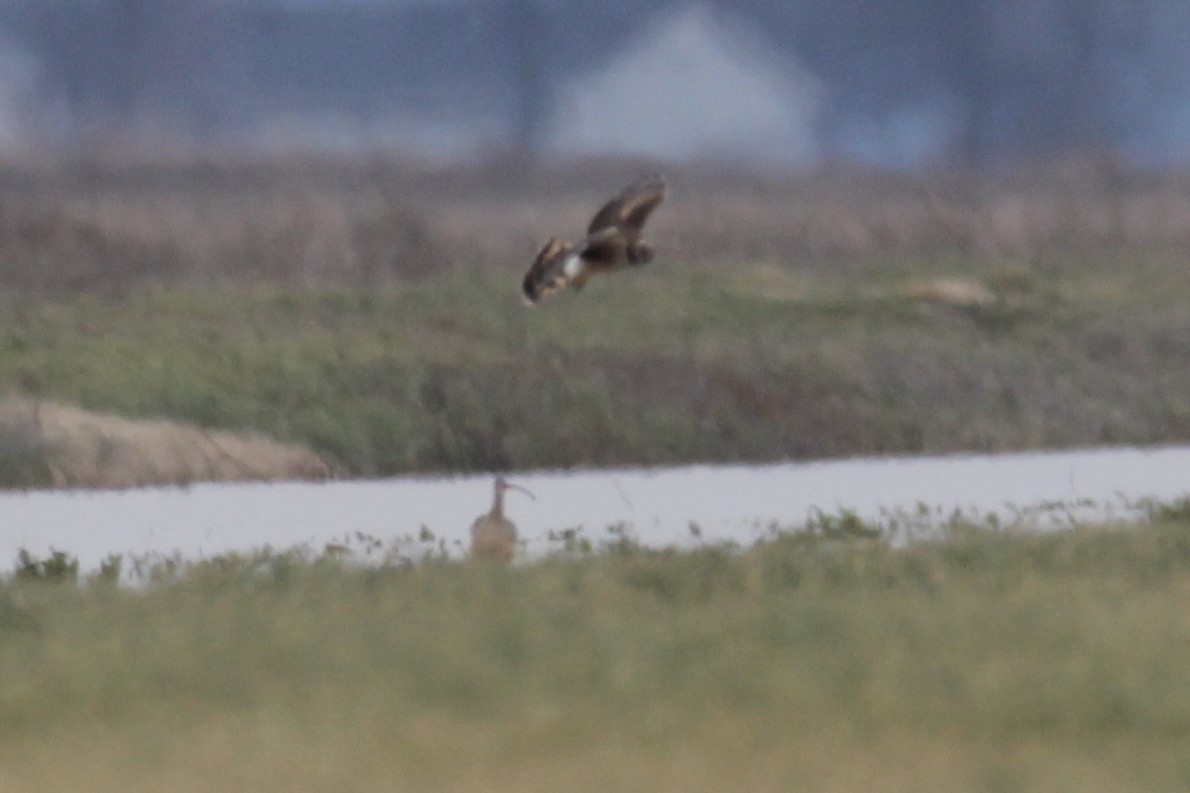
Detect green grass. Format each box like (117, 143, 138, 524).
(0, 245, 1186, 483)
(3, 511, 1190, 791)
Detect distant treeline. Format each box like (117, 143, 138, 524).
(0, 0, 1186, 164)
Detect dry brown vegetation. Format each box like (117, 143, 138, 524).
(1, 152, 1189, 293)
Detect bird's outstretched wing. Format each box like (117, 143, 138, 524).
(582, 174, 667, 265)
(521, 237, 581, 304)
(586, 173, 668, 243)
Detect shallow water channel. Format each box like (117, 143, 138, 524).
(1, 445, 1187, 572)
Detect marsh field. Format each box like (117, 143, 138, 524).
(1, 154, 1189, 790)
(0, 154, 1187, 484)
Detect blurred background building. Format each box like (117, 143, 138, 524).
(0, 0, 1187, 166)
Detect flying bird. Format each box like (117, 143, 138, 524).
(470, 477, 535, 563)
(522, 174, 667, 304)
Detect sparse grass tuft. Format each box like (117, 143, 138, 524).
(13, 548, 79, 583)
(1150, 497, 1190, 524)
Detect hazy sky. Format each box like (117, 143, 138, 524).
(2, 0, 1189, 165)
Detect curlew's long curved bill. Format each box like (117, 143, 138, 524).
(505, 482, 536, 500)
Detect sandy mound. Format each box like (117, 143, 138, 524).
(0, 398, 331, 490)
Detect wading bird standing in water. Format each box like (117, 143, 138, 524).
(470, 477, 535, 562)
(521, 174, 667, 303)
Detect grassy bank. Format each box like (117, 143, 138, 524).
(0, 251, 1186, 481)
(2, 506, 1190, 791)
(0, 158, 1187, 483)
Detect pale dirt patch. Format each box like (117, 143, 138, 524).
(0, 397, 331, 489)
(900, 276, 998, 307)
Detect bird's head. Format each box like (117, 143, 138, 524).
(495, 477, 535, 500)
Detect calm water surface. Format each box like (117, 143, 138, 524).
(1, 445, 1187, 571)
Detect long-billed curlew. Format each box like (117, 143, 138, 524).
(470, 477, 534, 562)
(521, 174, 667, 304)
